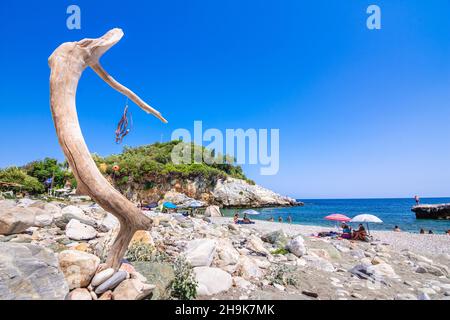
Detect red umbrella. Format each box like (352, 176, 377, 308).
(325, 214, 351, 222)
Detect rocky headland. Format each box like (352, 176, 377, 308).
(412, 204, 450, 220)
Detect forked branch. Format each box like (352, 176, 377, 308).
(48, 28, 167, 270)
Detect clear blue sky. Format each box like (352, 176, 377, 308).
(0, 1, 449, 199)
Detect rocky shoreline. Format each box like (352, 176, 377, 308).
(1, 198, 449, 300)
(412, 204, 450, 220)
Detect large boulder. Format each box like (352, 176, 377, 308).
(132, 262, 175, 300)
(65, 219, 97, 241)
(0, 243, 69, 299)
(246, 234, 271, 256)
(216, 239, 240, 267)
(56, 205, 97, 229)
(0, 199, 16, 211)
(58, 250, 100, 289)
(262, 230, 289, 248)
(236, 256, 264, 280)
(212, 177, 300, 207)
(204, 205, 222, 217)
(194, 267, 232, 296)
(0, 207, 36, 235)
(184, 239, 216, 267)
(29, 201, 62, 219)
(286, 235, 307, 257)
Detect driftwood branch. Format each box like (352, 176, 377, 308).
(48, 28, 167, 270)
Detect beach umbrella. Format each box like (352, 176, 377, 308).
(163, 202, 177, 209)
(350, 214, 383, 234)
(242, 209, 260, 215)
(188, 200, 204, 208)
(325, 214, 351, 222)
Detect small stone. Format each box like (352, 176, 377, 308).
(91, 268, 115, 287)
(66, 288, 92, 300)
(273, 283, 285, 291)
(98, 290, 113, 300)
(194, 267, 232, 296)
(302, 291, 318, 298)
(130, 230, 154, 246)
(418, 293, 431, 300)
(65, 219, 97, 241)
(95, 271, 128, 295)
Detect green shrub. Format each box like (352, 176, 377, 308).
(267, 263, 298, 287)
(125, 242, 155, 262)
(170, 256, 198, 300)
(125, 242, 170, 263)
(0, 167, 44, 194)
(271, 248, 289, 255)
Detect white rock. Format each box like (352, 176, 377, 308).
(112, 279, 155, 300)
(236, 256, 264, 280)
(65, 219, 97, 241)
(66, 288, 92, 300)
(194, 267, 232, 296)
(184, 239, 216, 267)
(247, 234, 270, 256)
(204, 205, 222, 217)
(58, 250, 100, 289)
(286, 236, 307, 257)
(91, 268, 115, 287)
(0, 207, 36, 235)
(233, 277, 254, 290)
(303, 255, 335, 272)
(366, 263, 399, 279)
(216, 239, 240, 266)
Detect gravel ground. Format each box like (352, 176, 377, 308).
(210, 217, 450, 258)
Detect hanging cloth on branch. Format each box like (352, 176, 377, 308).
(115, 98, 133, 144)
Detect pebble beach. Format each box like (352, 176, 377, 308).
(212, 217, 450, 258)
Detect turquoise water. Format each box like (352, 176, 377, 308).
(222, 198, 450, 234)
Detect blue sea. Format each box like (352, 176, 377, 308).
(222, 198, 450, 234)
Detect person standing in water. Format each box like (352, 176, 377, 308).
(278, 216, 283, 223)
(287, 216, 292, 224)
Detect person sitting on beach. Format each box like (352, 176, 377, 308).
(352, 224, 367, 241)
(393, 226, 401, 232)
(287, 216, 292, 224)
(267, 216, 274, 222)
(278, 216, 283, 223)
(243, 213, 251, 223)
(233, 213, 239, 224)
(428, 229, 434, 234)
(420, 228, 425, 234)
(341, 223, 352, 239)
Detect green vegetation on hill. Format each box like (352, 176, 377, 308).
(94, 141, 254, 186)
(0, 141, 253, 195)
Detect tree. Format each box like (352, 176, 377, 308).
(0, 167, 44, 194)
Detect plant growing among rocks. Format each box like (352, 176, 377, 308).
(267, 263, 299, 287)
(170, 256, 198, 300)
(125, 241, 170, 263)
